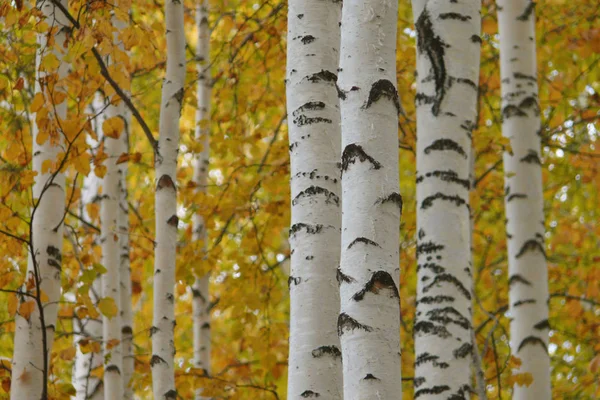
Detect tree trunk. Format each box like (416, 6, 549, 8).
(100, 98, 124, 400)
(412, 1, 481, 398)
(285, 0, 343, 398)
(337, 0, 402, 398)
(10, 1, 68, 398)
(497, 1, 551, 398)
(152, 0, 186, 397)
(192, 0, 212, 398)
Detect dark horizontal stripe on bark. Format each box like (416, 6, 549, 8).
(508, 274, 532, 286)
(150, 354, 167, 366)
(292, 101, 326, 116)
(414, 385, 451, 398)
(300, 390, 320, 398)
(341, 143, 382, 172)
(518, 96, 540, 115)
(534, 319, 551, 330)
(439, 12, 471, 21)
(375, 192, 403, 211)
(289, 223, 326, 236)
(305, 69, 337, 83)
(157, 174, 176, 190)
(362, 373, 380, 380)
(348, 237, 380, 249)
(300, 35, 316, 44)
(417, 295, 455, 305)
(421, 192, 468, 210)
(520, 150, 542, 164)
(471, 34, 482, 43)
(515, 238, 546, 259)
(448, 384, 472, 400)
(47, 245, 62, 261)
(513, 298, 536, 307)
(427, 306, 471, 330)
(414, 377, 426, 388)
(453, 343, 473, 359)
(417, 262, 445, 274)
(292, 186, 339, 206)
(413, 320, 451, 338)
(294, 170, 339, 183)
(337, 313, 373, 336)
(415, 352, 450, 369)
(517, 335, 548, 353)
(513, 72, 537, 83)
(502, 104, 527, 119)
(423, 273, 472, 300)
(363, 79, 401, 114)
(415, 8, 447, 116)
(164, 390, 178, 400)
(312, 345, 341, 359)
(336, 267, 356, 284)
(352, 270, 399, 301)
(516, 2, 536, 21)
(507, 193, 528, 202)
(293, 114, 333, 127)
(503, 89, 528, 100)
(105, 364, 121, 374)
(416, 169, 470, 189)
(451, 77, 478, 91)
(423, 139, 468, 159)
(416, 240, 444, 256)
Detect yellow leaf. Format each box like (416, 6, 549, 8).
(59, 347, 76, 361)
(590, 354, 600, 374)
(106, 338, 120, 349)
(509, 372, 533, 387)
(94, 164, 107, 178)
(31, 93, 45, 112)
(56, 383, 76, 396)
(98, 297, 118, 319)
(41, 159, 54, 174)
(102, 116, 124, 139)
(41, 53, 60, 71)
(18, 301, 36, 320)
(73, 153, 91, 176)
(7, 293, 17, 317)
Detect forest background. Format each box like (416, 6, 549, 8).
(0, 0, 598, 398)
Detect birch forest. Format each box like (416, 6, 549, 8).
(1, 0, 599, 399)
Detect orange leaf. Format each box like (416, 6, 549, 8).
(13, 77, 24, 91)
(18, 301, 36, 320)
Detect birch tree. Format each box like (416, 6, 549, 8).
(337, 0, 402, 398)
(151, 0, 186, 397)
(10, 1, 69, 398)
(100, 88, 124, 400)
(285, 0, 343, 398)
(412, 1, 481, 398)
(192, 0, 212, 397)
(498, 1, 551, 398)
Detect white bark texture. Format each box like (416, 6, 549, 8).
(412, 1, 481, 398)
(11, 1, 68, 398)
(498, 1, 551, 398)
(337, 0, 402, 398)
(100, 101, 124, 400)
(152, 0, 186, 397)
(286, 0, 343, 398)
(192, 1, 212, 398)
(118, 111, 134, 400)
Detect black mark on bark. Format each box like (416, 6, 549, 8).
(534, 319, 550, 330)
(414, 321, 451, 338)
(439, 12, 471, 21)
(363, 79, 401, 114)
(417, 170, 470, 189)
(421, 193, 468, 210)
(414, 385, 451, 398)
(375, 192, 403, 212)
(337, 313, 373, 336)
(517, 335, 548, 353)
(348, 237, 380, 249)
(301, 35, 316, 44)
(312, 345, 341, 359)
(352, 271, 399, 301)
(341, 144, 382, 172)
(517, 1, 536, 21)
(416, 241, 444, 256)
(520, 150, 542, 164)
(508, 274, 532, 286)
(336, 267, 356, 284)
(423, 273, 472, 300)
(292, 186, 339, 206)
(300, 390, 321, 398)
(453, 343, 473, 359)
(515, 238, 546, 259)
(424, 139, 468, 159)
(513, 299, 536, 307)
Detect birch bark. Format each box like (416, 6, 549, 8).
(286, 0, 343, 398)
(100, 99, 124, 400)
(192, 1, 212, 398)
(337, 0, 402, 398)
(412, 1, 481, 398)
(11, 1, 68, 398)
(498, 1, 551, 398)
(151, 0, 186, 397)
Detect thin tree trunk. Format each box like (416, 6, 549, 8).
(11, 1, 68, 398)
(152, 0, 186, 397)
(497, 1, 551, 398)
(412, 1, 481, 399)
(337, 0, 402, 398)
(192, 0, 212, 397)
(286, 0, 343, 398)
(100, 97, 124, 400)
(118, 116, 134, 400)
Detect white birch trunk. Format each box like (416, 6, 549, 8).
(337, 0, 402, 398)
(286, 0, 343, 398)
(192, 1, 212, 398)
(412, 1, 481, 398)
(100, 103, 124, 400)
(118, 111, 134, 400)
(497, 1, 551, 398)
(11, 1, 68, 398)
(152, 0, 186, 397)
